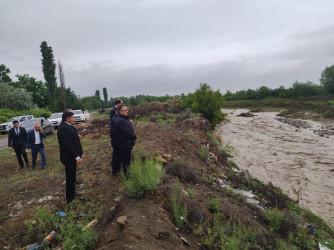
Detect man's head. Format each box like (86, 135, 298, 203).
(118, 105, 128, 117)
(13, 120, 19, 128)
(64, 108, 73, 112)
(62, 111, 75, 125)
(34, 123, 41, 132)
(115, 99, 123, 107)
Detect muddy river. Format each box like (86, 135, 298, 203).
(217, 109, 334, 227)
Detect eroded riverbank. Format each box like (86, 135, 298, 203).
(217, 109, 334, 227)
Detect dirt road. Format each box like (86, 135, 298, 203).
(0, 138, 7, 149)
(217, 109, 334, 227)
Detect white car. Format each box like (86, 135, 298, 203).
(73, 110, 90, 123)
(0, 115, 34, 134)
(48, 113, 63, 129)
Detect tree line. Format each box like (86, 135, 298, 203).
(224, 65, 334, 100)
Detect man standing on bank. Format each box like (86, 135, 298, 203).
(57, 111, 83, 203)
(110, 99, 123, 124)
(113, 105, 137, 176)
(8, 120, 29, 169)
(27, 123, 46, 169)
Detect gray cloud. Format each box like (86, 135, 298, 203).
(1, 0, 333, 97)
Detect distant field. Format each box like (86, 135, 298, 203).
(224, 96, 334, 119)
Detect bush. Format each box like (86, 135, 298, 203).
(123, 158, 164, 197)
(0, 108, 51, 123)
(182, 83, 225, 128)
(265, 207, 284, 231)
(170, 182, 188, 228)
(198, 145, 209, 160)
(208, 198, 219, 213)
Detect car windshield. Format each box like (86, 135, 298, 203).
(73, 110, 83, 115)
(49, 114, 62, 119)
(21, 121, 38, 128)
(7, 116, 21, 122)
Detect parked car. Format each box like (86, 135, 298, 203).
(73, 110, 90, 123)
(0, 115, 34, 134)
(48, 113, 63, 129)
(20, 118, 55, 135)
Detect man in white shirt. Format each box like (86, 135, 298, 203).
(27, 123, 46, 169)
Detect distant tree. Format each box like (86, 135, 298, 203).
(40, 41, 57, 110)
(183, 83, 225, 127)
(58, 60, 66, 110)
(0, 82, 32, 110)
(95, 90, 101, 109)
(320, 65, 334, 94)
(0, 64, 12, 83)
(10, 74, 48, 108)
(102, 87, 108, 107)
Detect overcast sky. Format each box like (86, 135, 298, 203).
(1, 0, 334, 97)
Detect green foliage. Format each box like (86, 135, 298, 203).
(170, 181, 188, 228)
(207, 132, 220, 147)
(198, 145, 209, 160)
(123, 158, 164, 197)
(264, 207, 284, 231)
(186, 187, 196, 198)
(208, 198, 219, 213)
(183, 83, 225, 127)
(0, 82, 32, 110)
(320, 65, 334, 94)
(0, 108, 52, 123)
(0, 64, 12, 83)
(199, 213, 259, 249)
(40, 41, 57, 110)
(219, 142, 233, 159)
(25, 204, 99, 249)
(287, 228, 315, 249)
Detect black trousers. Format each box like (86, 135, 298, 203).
(111, 147, 121, 174)
(64, 160, 77, 203)
(119, 148, 132, 176)
(14, 144, 29, 167)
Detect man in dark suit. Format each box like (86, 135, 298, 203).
(110, 108, 120, 175)
(27, 123, 46, 169)
(8, 120, 29, 169)
(110, 99, 123, 124)
(57, 111, 83, 203)
(113, 105, 137, 176)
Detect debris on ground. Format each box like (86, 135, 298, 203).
(237, 112, 255, 117)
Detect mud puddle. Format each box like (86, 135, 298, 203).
(217, 109, 334, 227)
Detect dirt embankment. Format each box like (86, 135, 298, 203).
(217, 109, 334, 227)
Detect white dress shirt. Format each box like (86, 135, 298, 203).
(34, 130, 41, 144)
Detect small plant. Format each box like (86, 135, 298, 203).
(207, 132, 220, 147)
(123, 158, 164, 197)
(198, 145, 209, 160)
(133, 146, 148, 161)
(265, 207, 284, 231)
(186, 187, 196, 198)
(219, 142, 233, 159)
(208, 198, 219, 213)
(170, 182, 188, 228)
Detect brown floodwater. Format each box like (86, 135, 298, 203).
(217, 109, 334, 227)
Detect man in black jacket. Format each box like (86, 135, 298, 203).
(57, 111, 83, 203)
(8, 120, 29, 169)
(113, 105, 137, 176)
(110, 99, 123, 124)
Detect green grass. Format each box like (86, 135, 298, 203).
(0, 148, 10, 158)
(208, 198, 219, 213)
(123, 158, 164, 198)
(264, 207, 284, 231)
(170, 181, 188, 228)
(198, 145, 209, 161)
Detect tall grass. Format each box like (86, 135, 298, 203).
(123, 158, 164, 198)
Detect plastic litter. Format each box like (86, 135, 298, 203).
(319, 243, 331, 250)
(233, 189, 256, 198)
(58, 211, 66, 217)
(216, 178, 228, 188)
(42, 230, 56, 244)
(307, 225, 316, 233)
(195, 207, 204, 223)
(232, 168, 241, 173)
(246, 198, 268, 210)
(82, 219, 98, 231)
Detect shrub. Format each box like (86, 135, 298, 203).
(123, 158, 164, 198)
(198, 145, 209, 160)
(265, 207, 284, 231)
(182, 83, 225, 127)
(170, 182, 188, 228)
(208, 198, 219, 213)
(219, 142, 233, 159)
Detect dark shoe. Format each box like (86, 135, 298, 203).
(26, 163, 30, 168)
(32, 165, 36, 169)
(19, 166, 24, 170)
(112, 172, 120, 176)
(75, 180, 82, 184)
(75, 193, 81, 197)
(77, 197, 86, 202)
(42, 166, 46, 169)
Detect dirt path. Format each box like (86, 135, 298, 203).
(217, 109, 334, 227)
(0, 138, 7, 149)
